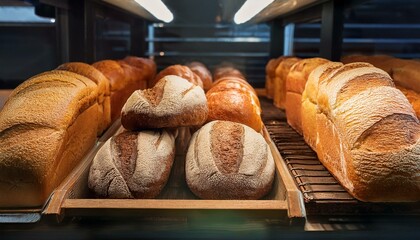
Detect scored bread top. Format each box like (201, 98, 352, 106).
(123, 75, 206, 117)
(186, 120, 275, 199)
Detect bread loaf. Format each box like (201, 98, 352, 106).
(273, 57, 300, 109)
(88, 129, 175, 198)
(301, 62, 343, 150)
(93, 60, 133, 122)
(285, 58, 329, 134)
(151, 65, 203, 88)
(265, 57, 283, 99)
(121, 56, 157, 86)
(206, 76, 262, 132)
(121, 75, 208, 130)
(185, 120, 275, 199)
(56, 62, 111, 135)
(342, 55, 420, 119)
(312, 62, 420, 202)
(187, 61, 213, 92)
(213, 65, 246, 80)
(0, 70, 99, 207)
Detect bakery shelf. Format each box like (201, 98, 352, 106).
(43, 118, 306, 224)
(259, 97, 420, 217)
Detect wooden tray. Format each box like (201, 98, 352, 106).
(43, 122, 306, 224)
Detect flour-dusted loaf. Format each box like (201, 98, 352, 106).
(88, 129, 175, 198)
(185, 120, 275, 199)
(0, 70, 99, 207)
(310, 62, 420, 202)
(121, 75, 208, 130)
(285, 58, 329, 134)
(56, 62, 111, 135)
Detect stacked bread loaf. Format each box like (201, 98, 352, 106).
(206, 66, 263, 132)
(0, 56, 155, 207)
(89, 74, 209, 198)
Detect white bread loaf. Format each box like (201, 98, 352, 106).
(311, 62, 420, 202)
(0, 70, 99, 207)
(88, 130, 175, 198)
(121, 75, 208, 130)
(185, 120, 275, 199)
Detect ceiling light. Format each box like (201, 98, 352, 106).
(234, 0, 274, 24)
(134, 0, 174, 23)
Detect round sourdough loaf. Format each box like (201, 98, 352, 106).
(121, 75, 208, 130)
(88, 129, 175, 198)
(185, 120, 275, 199)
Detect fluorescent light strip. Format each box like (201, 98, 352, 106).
(234, 0, 274, 24)
(134, 0, 174, 23)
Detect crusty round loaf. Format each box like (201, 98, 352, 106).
(88, 129, 175, 198)
(121, 75, 208, 130)
(56, 62, 111, 135)
(186, 120, 275, 199)
(187, 61, 213, 92)
(206, 77, 262, 132)
(151, 65, 203, 88)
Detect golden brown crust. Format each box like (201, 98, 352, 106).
(187, 62, 213, 92)
(122, 56, 157, 82)
(0, 71, 98, 207)
(185, 121, 275, 199)
(213, 66, 246, 81)
(56, 62, 111, 135)
(265, 57, 284, 99)
(312, 63, 420, 202)
(93, 60, 132, 122)
(285, 58, 329, 134)
(152, 65, 204, 88)
(273, 57, 300, 109)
